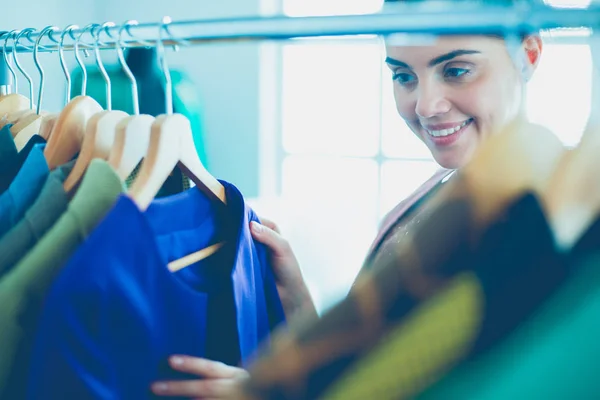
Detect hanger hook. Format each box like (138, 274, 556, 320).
(3, 30, 18, 93)
(75, 23, 98, 96)
(59, 25, 79, 105)
(95, 22, 115, 110)
(13, 28, 36, 109)
(157, 16, 173, 115)
(33, 25, 59, 115)
(115, 20, 140, 115)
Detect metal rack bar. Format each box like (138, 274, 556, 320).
(2, 3, 599, 53)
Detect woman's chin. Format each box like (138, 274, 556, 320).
(430, 151, 467, 170)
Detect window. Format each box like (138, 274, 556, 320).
(269, 0, 593, 312)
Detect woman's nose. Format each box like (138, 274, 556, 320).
(415, 82, 452, 119)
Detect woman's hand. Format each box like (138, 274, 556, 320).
(151, 356, 248, 399)
(250, 218, 317, 319)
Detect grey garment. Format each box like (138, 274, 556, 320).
(0, 161, 75, 279)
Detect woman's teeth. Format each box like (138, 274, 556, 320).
(427, 120, 470, 137)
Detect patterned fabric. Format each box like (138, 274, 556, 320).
(236, 168, 567, 400)
(125, 160, 191, 197)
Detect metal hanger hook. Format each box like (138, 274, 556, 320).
(3, 30, 19, 93)
(34, 25, 59, 114)
(94, 22, 115, 110)
(116, 20, 140, 115)
(157, 16, 173, 115)
(59, 24, 79, 105)
(13, 28, 36, 109)
(75, 23, 99, 96)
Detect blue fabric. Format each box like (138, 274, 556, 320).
(0, 128, 46, 195)
(0, 125, 19, 194)
(0, 144, 49, 240)
(28, 181, 286, 400)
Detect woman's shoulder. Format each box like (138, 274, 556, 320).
(378, 168, 454, 233)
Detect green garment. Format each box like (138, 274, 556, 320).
(0, 159, 124, 399)
(0, 160, 74, 278)
(418, 253, 600, 400)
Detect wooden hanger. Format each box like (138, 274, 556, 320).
(43, 96, 103, 169)
(63, 22, 130, 194)
(129, 18, 227, 271)
(129, 114, 226, 271)
(63, 110, 129, 193)
(12, 111, 45, 150)
(129, 113, 226, 209)
(0, 99, 30, 122)
(39, 113, 58, 141)
(44, 24, 105, 170)
(108, 114, 155, 180)
(107, 21, 155, 181)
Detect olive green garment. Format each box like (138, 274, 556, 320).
(418, 253, 600, 400)
(0, 159, 125, 400)
(0, 160, 75, 279)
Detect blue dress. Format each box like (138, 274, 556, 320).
(28, 181, 286, 399)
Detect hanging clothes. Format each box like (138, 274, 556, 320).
(417, 218, 600, 400)
(230, 186, 570, 400)
(0, 125, 46, 194)
(71, 47, 209, 197)
(0, 159, 124, 400)
(0, 142, 49, 240)
(0, 160, 74, 278)
(27, 181, 285, 399)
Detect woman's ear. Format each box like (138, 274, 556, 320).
(521, 35, 543, 81)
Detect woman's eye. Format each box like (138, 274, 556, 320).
(444, 67, 471, 79)
(392, 72, 417, 85)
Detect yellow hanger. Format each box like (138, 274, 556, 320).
(43, 24, 104, 170)
(129, 17, 226, 271)
(63, 23, 129, 194)
(107, 20, 155, 181)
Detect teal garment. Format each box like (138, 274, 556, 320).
(0, 124, 19, 193)
(0, 160, 74, 278)
(418, 217, 600, 400)
(0, 144, 49, 239)
(71, 64, 208, 166)
(0, 127, 47, 194)
(418, 253, 600, 400)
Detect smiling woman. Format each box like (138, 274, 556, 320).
(384, 35, 541, 169)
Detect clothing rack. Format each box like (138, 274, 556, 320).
(1, 2, 599, 55)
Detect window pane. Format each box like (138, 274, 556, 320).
(381, 62, 434, 159)
(380, 160, 440, 220)
(281, 155, 379, 311)
(526, 44, 591, 147)
(283, 0, 383, 17)
(282, 42, 383, 157)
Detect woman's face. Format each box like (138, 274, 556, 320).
(386, 35, 541, 169)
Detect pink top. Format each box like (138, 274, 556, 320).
(364, 168, 455, 265)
